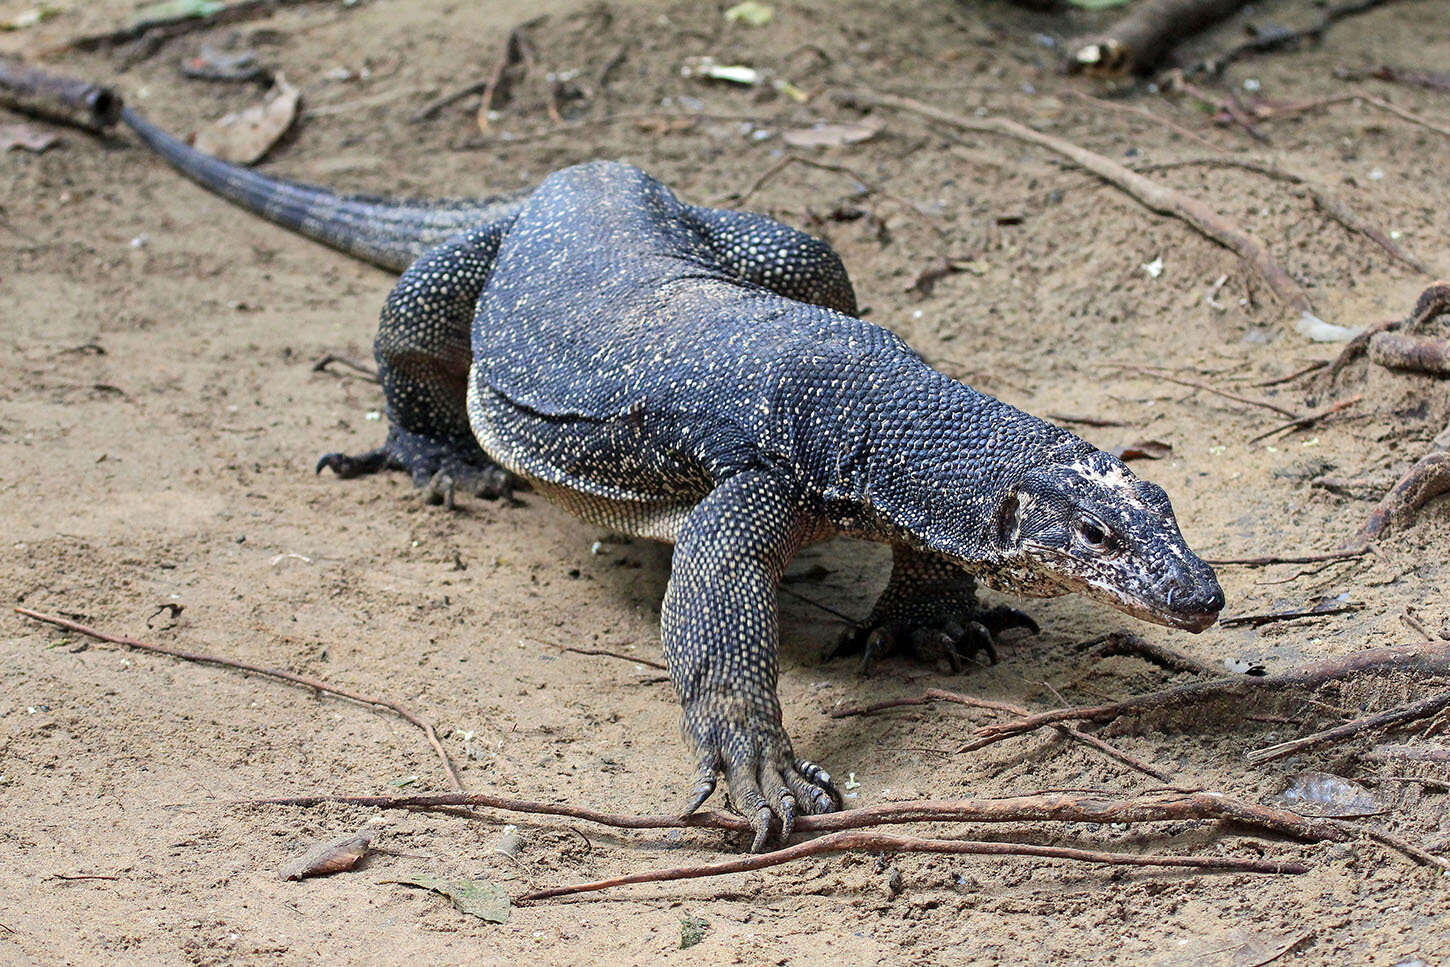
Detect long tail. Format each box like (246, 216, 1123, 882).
(121, 107, 520, 272)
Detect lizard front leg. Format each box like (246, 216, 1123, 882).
(663, 470, 842, 851)
(833, 544, 1038, 672)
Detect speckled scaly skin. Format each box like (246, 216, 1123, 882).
(121, 109, 1225, 851)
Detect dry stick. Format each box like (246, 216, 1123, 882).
(250, 788, 1343, 843)
(550, 644, 667, 672)
(1219, 602, 1361, 628)
(1252, 361, 1328, 388)
(518, 830, 1306, 902)
(60, 0, 336, 52)
(1195, 0, 1401, 76)
(1121, 366, 1300, 418)
(14, 607, 464, 793)
(831, 688, 1174, 782)
(968, 639, 1450, 749)
(1331, 821, 1450, 872)
(1247, 691, 1450, 764)
(1205, 548, 1368, 566)
(1247, 394, 1362, 444)
(851, 90, 1315, 323)
(1065, 89, 1226, 151)
(311, 353, 379, 382)
(1249, 92, 1450, 142)
(1138, 156, 1434, 276)
(1336, 64, 1450, 92)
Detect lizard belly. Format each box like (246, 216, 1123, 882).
(467, 376, 703, 542)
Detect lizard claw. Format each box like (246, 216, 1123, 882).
(682, 706, 841, 852)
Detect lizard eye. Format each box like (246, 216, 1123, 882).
(1075, 519, 1111, 550)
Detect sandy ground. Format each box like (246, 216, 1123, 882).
(3, 0, 1449, 963)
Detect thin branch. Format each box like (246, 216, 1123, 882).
(845, 90, 1316, 321)
(831, 688, 1173, 781)
(1246, 691, 1450, 763)
(248, 788, 1343, 843)
(1137, 156, 1434, 275)
(1247, 394, 1362, 444)
(14, 607, 463, 792)
(1205, 548, 1368, 566)
(1121, 365, 1300, 417)
(967, 640, 1450, 750)
(1220, 603, 1361, 628)
(1251, 361, 1327, 388)
(1065, 89, 1226, 150)
(59, 0, 337, 53)
(549, 643, 666, 671)
(517, 830, 1306, 902)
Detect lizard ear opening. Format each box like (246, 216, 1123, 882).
(995, 492, 1020, 547)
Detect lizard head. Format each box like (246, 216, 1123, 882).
(986, 449, 1224, 632)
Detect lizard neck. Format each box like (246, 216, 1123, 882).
(791, 351, 1082, 564)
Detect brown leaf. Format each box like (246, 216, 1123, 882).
(1110, 440, 1172, 460)
(781, 120, 882, 148)
(279, 828, 374, 881)
(0, 123, 59, 153)
(193, 74, 299, 164)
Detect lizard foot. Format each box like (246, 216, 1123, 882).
(681, 707, 842, 852)
(316, 426, 521, 506)
(830, 604, 1038, 674)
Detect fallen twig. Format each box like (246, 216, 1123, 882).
(517, 830, 1305, 902)
(1356, 452, 1450, 542)
(1219, 602, 1361, 628)
(967, 639, 1450, 750)
(549, 643, 666, 672)
(250, 788, 1343, 843)
(58, 0, 336, 54)
(1195, 0, 1401, 76)
(1065, 89, 1225, 151)
(14, 607, 464, 792)
(831, 687, 1173, 781)
(846, 90, 1319, 326)
(1335, 64, 1450, 92)
(311, 352, 379, 382)
(1247, 691, 1450, 764)
(1139, 156, 1434, 276)
(1205, 548, 1368, 566)
(1251, 361, 1327, 388)
(1122, 366, 1299, 418)
(1247, 394, 1362, 444)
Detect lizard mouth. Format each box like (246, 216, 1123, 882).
(1033, 563, 1222, 633)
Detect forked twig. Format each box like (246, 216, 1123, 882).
(968, 640, 1450, 750)
(1247, 691, 1450, 763)
(849, 90, 1318, 324)
(517, 830, 1306, 902)
(15, 607, 464, 792)
(831, 688, 1174, 781)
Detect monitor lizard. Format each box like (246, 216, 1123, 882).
(120, 106, 1224, 851)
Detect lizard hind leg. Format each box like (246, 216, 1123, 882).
(315, 222, 519, 507)
(831, 545, 1039, 673)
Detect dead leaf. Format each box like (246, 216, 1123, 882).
(782, 121, 882, 148)
(385, 875, 510, 923)
(1111, 440, 1173, 460)
(0, 123, 59, 153)
(279, 829, 374, 881)
(193, 74, 299, 164)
